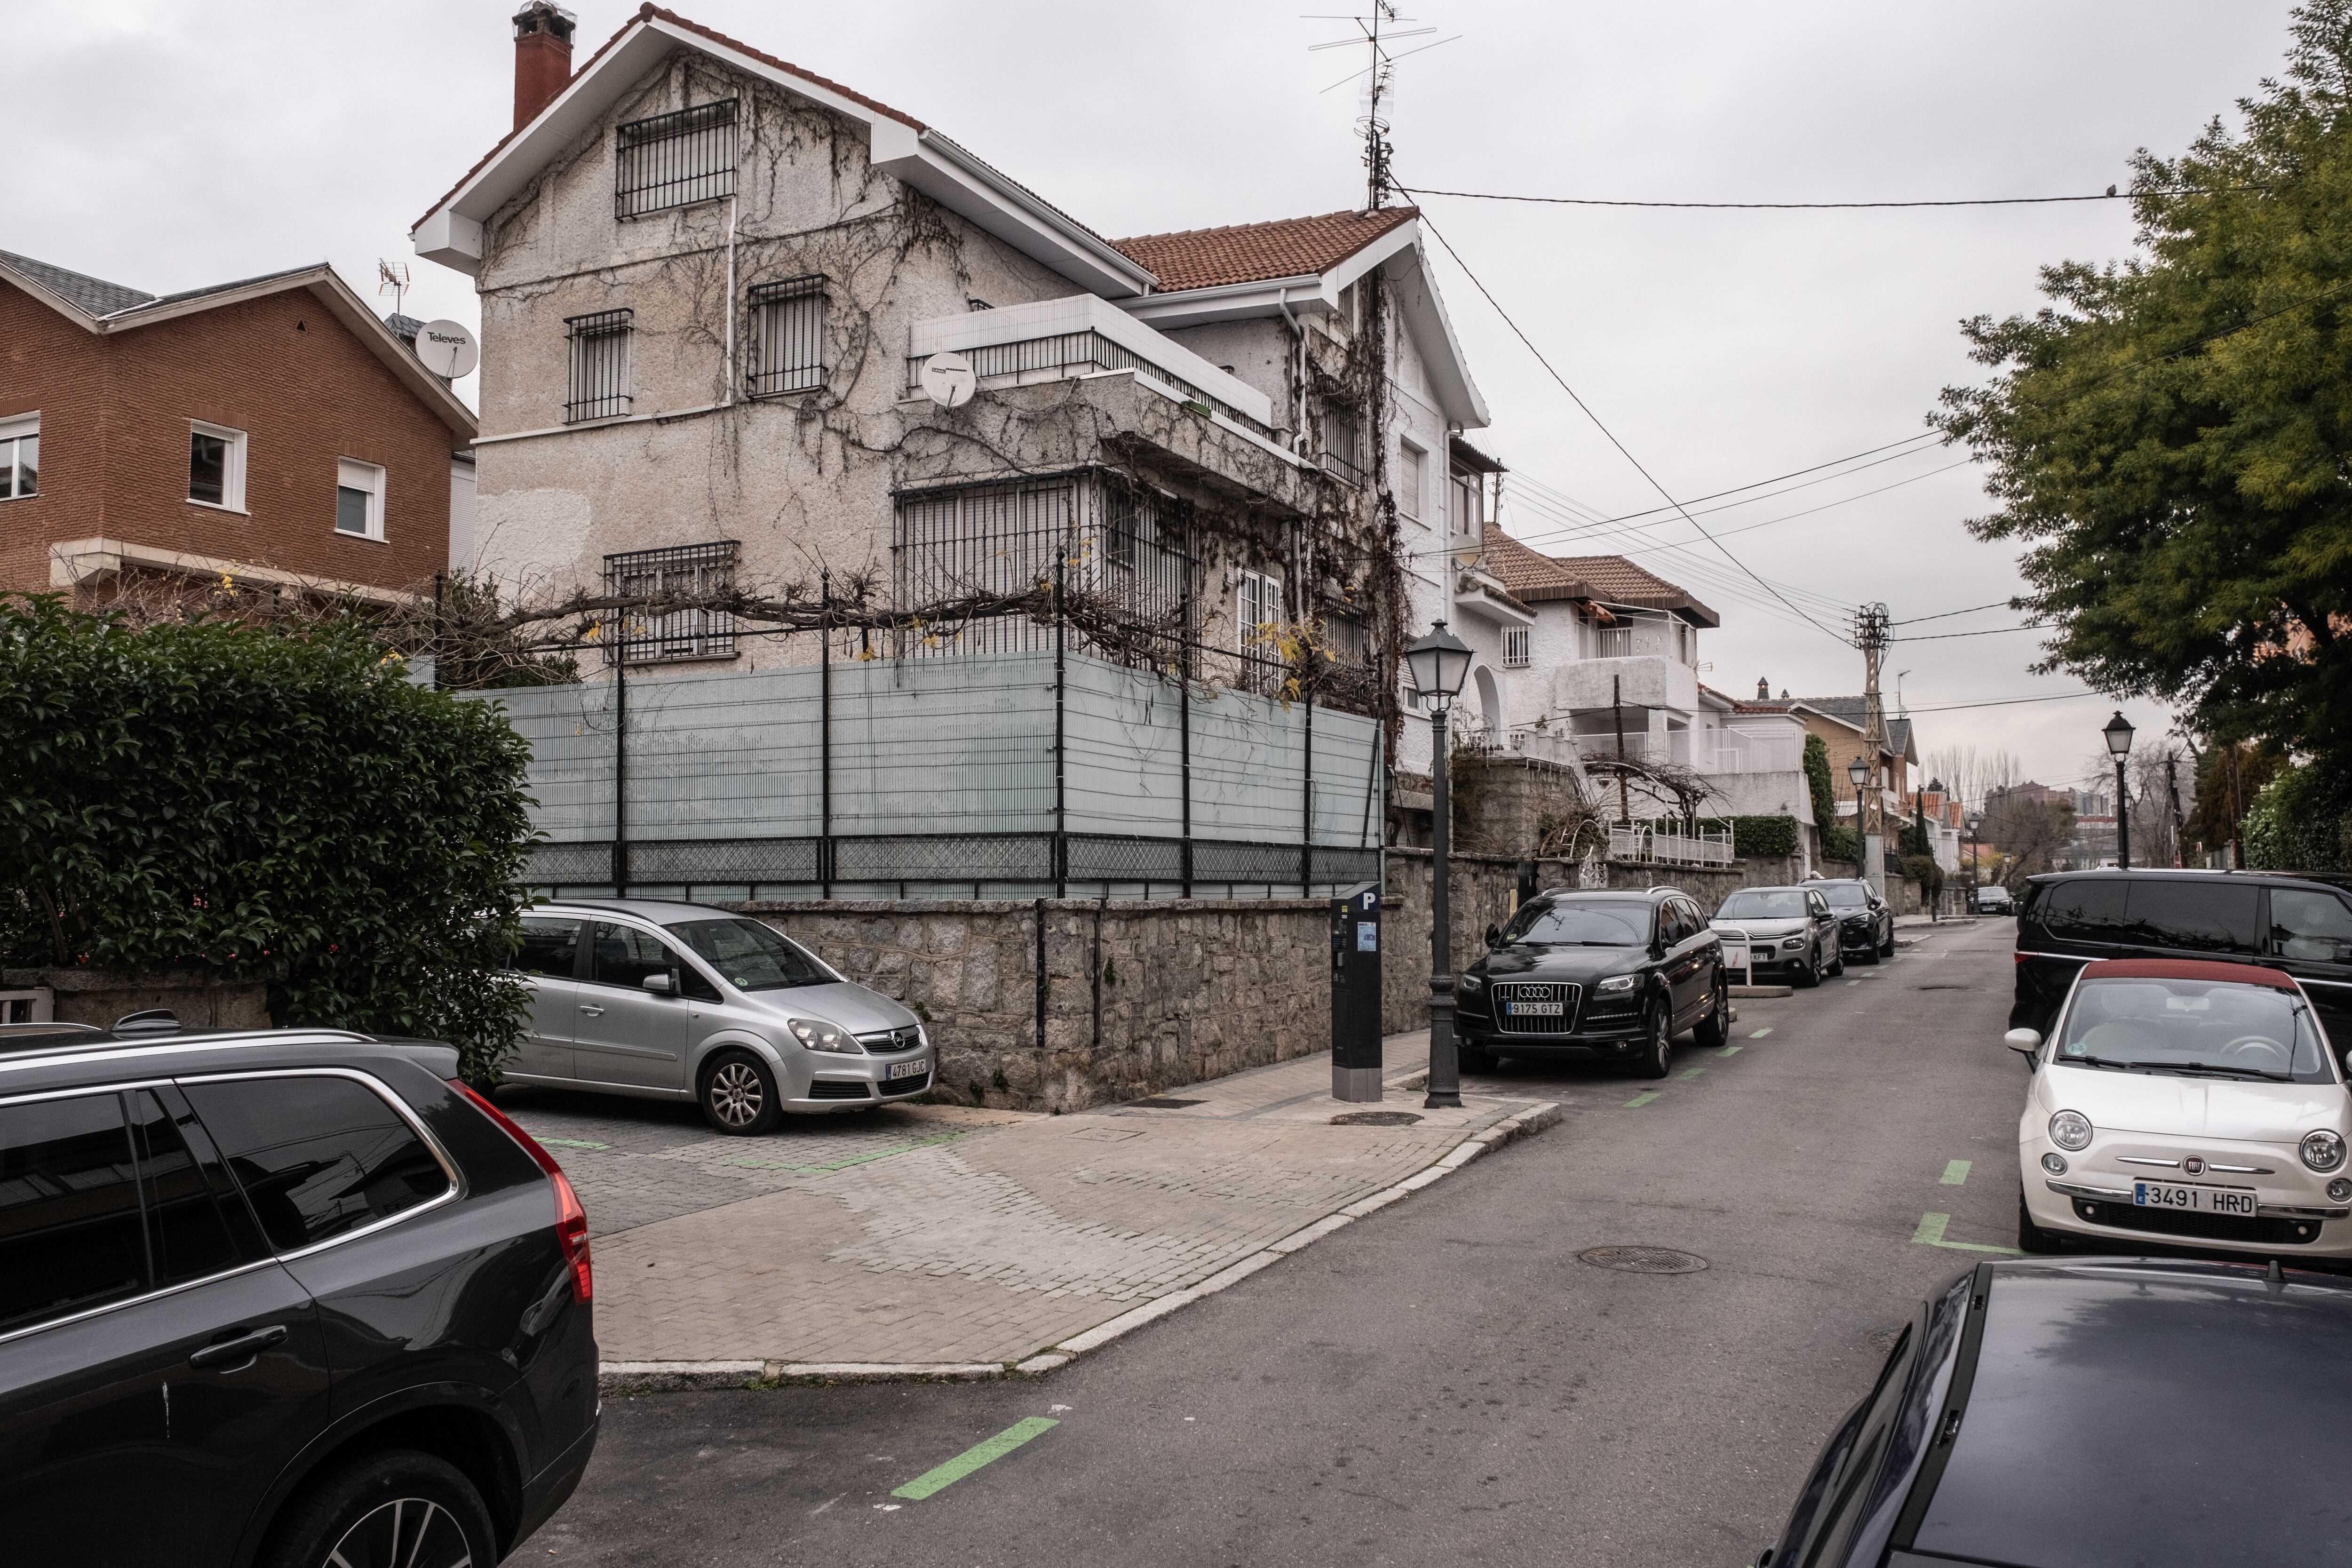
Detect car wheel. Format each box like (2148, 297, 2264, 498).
(699, 1050, 782, 1136)
(1457, 1042, 1496, 1075)
(260, 1449, 495, 1568)
(2017, 1192, 2061, 1255)
(1879, 925, 1896, 957)
(1692, 971, 1730, 1049)
(1632, 1001, 1673, 1079)
(1793, 951, 1820, 988)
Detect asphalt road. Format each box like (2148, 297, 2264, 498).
(533, 918, 2025, 1568)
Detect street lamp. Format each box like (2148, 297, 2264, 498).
(1965, 811, 1982, 912)
(1847, 754, 1869, 877)
(1405, 620, 1474, 1111)
(2103, 711, 2135, 870)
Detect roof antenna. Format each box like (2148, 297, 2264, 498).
(377, 258, 411, 318)
(1303, 7, 1461, 211)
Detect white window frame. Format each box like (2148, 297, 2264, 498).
(1502, 625, 1531, 669)
(189, 421, 248, 512)
(1397, 443, 1423, 524)
(0, 412, 36, 501)
(335, 458, 387, 541)
(1452, 469, 1480, 538)
(1238, 568, 1283, 651)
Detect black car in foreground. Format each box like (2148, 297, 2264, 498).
(2010, 868, 2352, 1042)
(1759, 1258, 2352, 1568)
(0, 1021, 599, 1567)
(1455, 886, 1728, 1077)
(1810, 877, 1896, 962)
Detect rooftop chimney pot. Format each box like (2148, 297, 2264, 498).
(512, 3, 577, 131)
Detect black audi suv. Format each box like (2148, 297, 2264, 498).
(0, 1019, 599, 1566)
(1455, 887, 1729, 1078)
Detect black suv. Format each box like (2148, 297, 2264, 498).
(0, 1022, 599, 1567)
(1456, 887, 1730, 1078)
(2011, 868, 2352, 1040)
(1809, 877, 1897, 962)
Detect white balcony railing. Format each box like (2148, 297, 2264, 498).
(1608, 821, 1735, 868)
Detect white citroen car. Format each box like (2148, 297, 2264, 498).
(2012, 958, 2352, 1258)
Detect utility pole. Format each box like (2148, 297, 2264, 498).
(1853, 603, 1891, 897)
(1612, 674, 1630, 825)
(2164, 752, 2183, 868)
(1363, 1, 1396, 210)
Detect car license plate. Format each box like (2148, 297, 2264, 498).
(2132, 1181, 2258, 1216)
(1506, 1001, 1564, 1017)
(888, 1059, 928, 1080)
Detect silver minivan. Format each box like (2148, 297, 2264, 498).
(500, 898, 935, 1134)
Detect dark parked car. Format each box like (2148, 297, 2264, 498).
(2010, 868, 2352, 1043)
(1456, 887, 1729, 1078)
(1755, 1258, 2352, 1568)
(0, 1020, 598, 1567)
(1810, 877, 1896, 962)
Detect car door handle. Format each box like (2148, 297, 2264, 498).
(579, 1004, 606, 1017)
(189, 1323, 288, 1371)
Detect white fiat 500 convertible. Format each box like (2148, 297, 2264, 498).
(2012, 958, 2352, 1258)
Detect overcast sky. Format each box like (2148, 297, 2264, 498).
(2, 0, 2305, 793)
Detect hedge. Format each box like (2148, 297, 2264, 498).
(1688, 815, 1802, 859)
(0, 597, 537, 1079)
(2245, 765, 2352, 872)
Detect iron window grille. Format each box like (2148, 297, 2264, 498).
(747, 276, 826, 396)
(1320, 404, 1368, 487)
(1596, 624, 1633, 659)
(604, 540, 739, 663)
(615, 99, 738, 218)
(565, 309, 634, 423)
(1502, 625, 1531, 669)
(1322, 611, 1369, 665)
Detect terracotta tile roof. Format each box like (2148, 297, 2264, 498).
(1551, 553, 1719, 628)
(1112, 207, 1417, 292)
(1486, 533, 1587, 599)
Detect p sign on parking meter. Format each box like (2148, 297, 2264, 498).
(1331, 883, 1383, 1103)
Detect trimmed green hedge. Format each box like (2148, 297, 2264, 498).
(0, 597, 537, 1079)
(1689, 814, 1802, 859)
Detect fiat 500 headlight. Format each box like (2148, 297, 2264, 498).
(1596, 974, 1638, 993)
(787, 1018, 860, 1054)
(2049, 1110, 2093, 1152)
(2301, 1129, 2346, 1173)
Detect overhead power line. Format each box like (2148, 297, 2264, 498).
(1407, 184, 2269, 211)
(1891, 624, 2043, 642)
(1892, 600, 2012, 626)
(1406, 199, 1853, 645)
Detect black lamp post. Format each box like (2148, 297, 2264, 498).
(1405, 620, 1474, 1111)
(2104, 711, 2135, 869)
(1965, 811, 1982, 912)
(1846, 754, 1869, 878)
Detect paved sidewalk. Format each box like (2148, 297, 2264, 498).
(500, 1043, 1555, 1379)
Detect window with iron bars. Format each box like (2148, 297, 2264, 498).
(1502, 625, 1531, 668)
(603, 541, 739, 663)
(615, 99, 738, 219)
(565, 309, 633, 422)
(1320, 403, 1368, 487)
(747, 275, 826, 396)
(1323, 611, 1369, 664)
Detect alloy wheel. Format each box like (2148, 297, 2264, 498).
(318, 1497, 475, 1568)
(707, 1059, 767, 1129)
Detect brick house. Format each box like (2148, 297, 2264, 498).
(0, 249, 477, 608)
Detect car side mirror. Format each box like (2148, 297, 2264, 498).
(642, 971, 676, 996)
(1486, 923, 1502, 949)
(2004, 1027, 2041, 1056)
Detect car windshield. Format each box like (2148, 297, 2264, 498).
(1717, 891, 1806, 921)
(1504, 902, 1649, 947)
(1819, 884, 1869, 908)
(665, 918, 836, 992)
(2056, 977, 2334, 1083)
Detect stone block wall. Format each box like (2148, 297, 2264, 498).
(2, 968, 272, 1030)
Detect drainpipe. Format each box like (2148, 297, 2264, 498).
(1276, 286, 1307, 453)
(722, 194, 739, 406)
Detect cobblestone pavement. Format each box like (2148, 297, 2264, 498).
(499, 1047, 1554, 1367)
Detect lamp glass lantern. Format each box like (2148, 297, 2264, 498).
(1404, 621, 1474, 709)
(2103, 711, 2135, 759)
(1847, 755, 1869, 788)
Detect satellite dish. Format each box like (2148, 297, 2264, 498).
(919, 351, 976, 409)
(412, 318, 480, 379)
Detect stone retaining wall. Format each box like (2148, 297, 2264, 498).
(1, 968, 272, 1030)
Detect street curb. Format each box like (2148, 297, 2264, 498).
(1729, 984, 1794, 998)
(594, 1100, 1562, 1394)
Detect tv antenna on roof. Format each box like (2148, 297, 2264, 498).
(377, 259, 411, 317)
(1304, 5, 1462, 210)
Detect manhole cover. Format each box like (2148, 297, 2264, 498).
(1330, 1110, 1424, 1126)
(1580, 1246, 1709, 1274)
(1130, 1097, 1203, 1109)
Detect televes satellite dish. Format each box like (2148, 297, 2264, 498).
(919, 351, 976, 409)
(412, 318, 481, 380)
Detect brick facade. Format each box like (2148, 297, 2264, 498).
(0, 275, 466, 602)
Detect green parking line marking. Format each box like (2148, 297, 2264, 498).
(1717, 1044, 1742, 1057)
(1941, 1160, 1972, 1186)
(1847, 979, 1862, 987)
(537, 1138, 609, 1150)
(1748, 1027, 1772, 1039)
(1678, 1066, 1706, 1080)
(1625, 1090, 1661, 1107)
(728, 1131, 966, 1175)
(1911, 1212, 2023, 1255)
(892, 1417, 1059, 1500)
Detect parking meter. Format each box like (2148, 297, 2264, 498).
(1331, 882, 1383, 1102)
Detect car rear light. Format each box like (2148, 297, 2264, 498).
(2014, 951, 2031, 963)
(452, 1080, 594, 1303)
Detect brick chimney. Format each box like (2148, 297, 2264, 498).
(512, 3, 577, 131)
